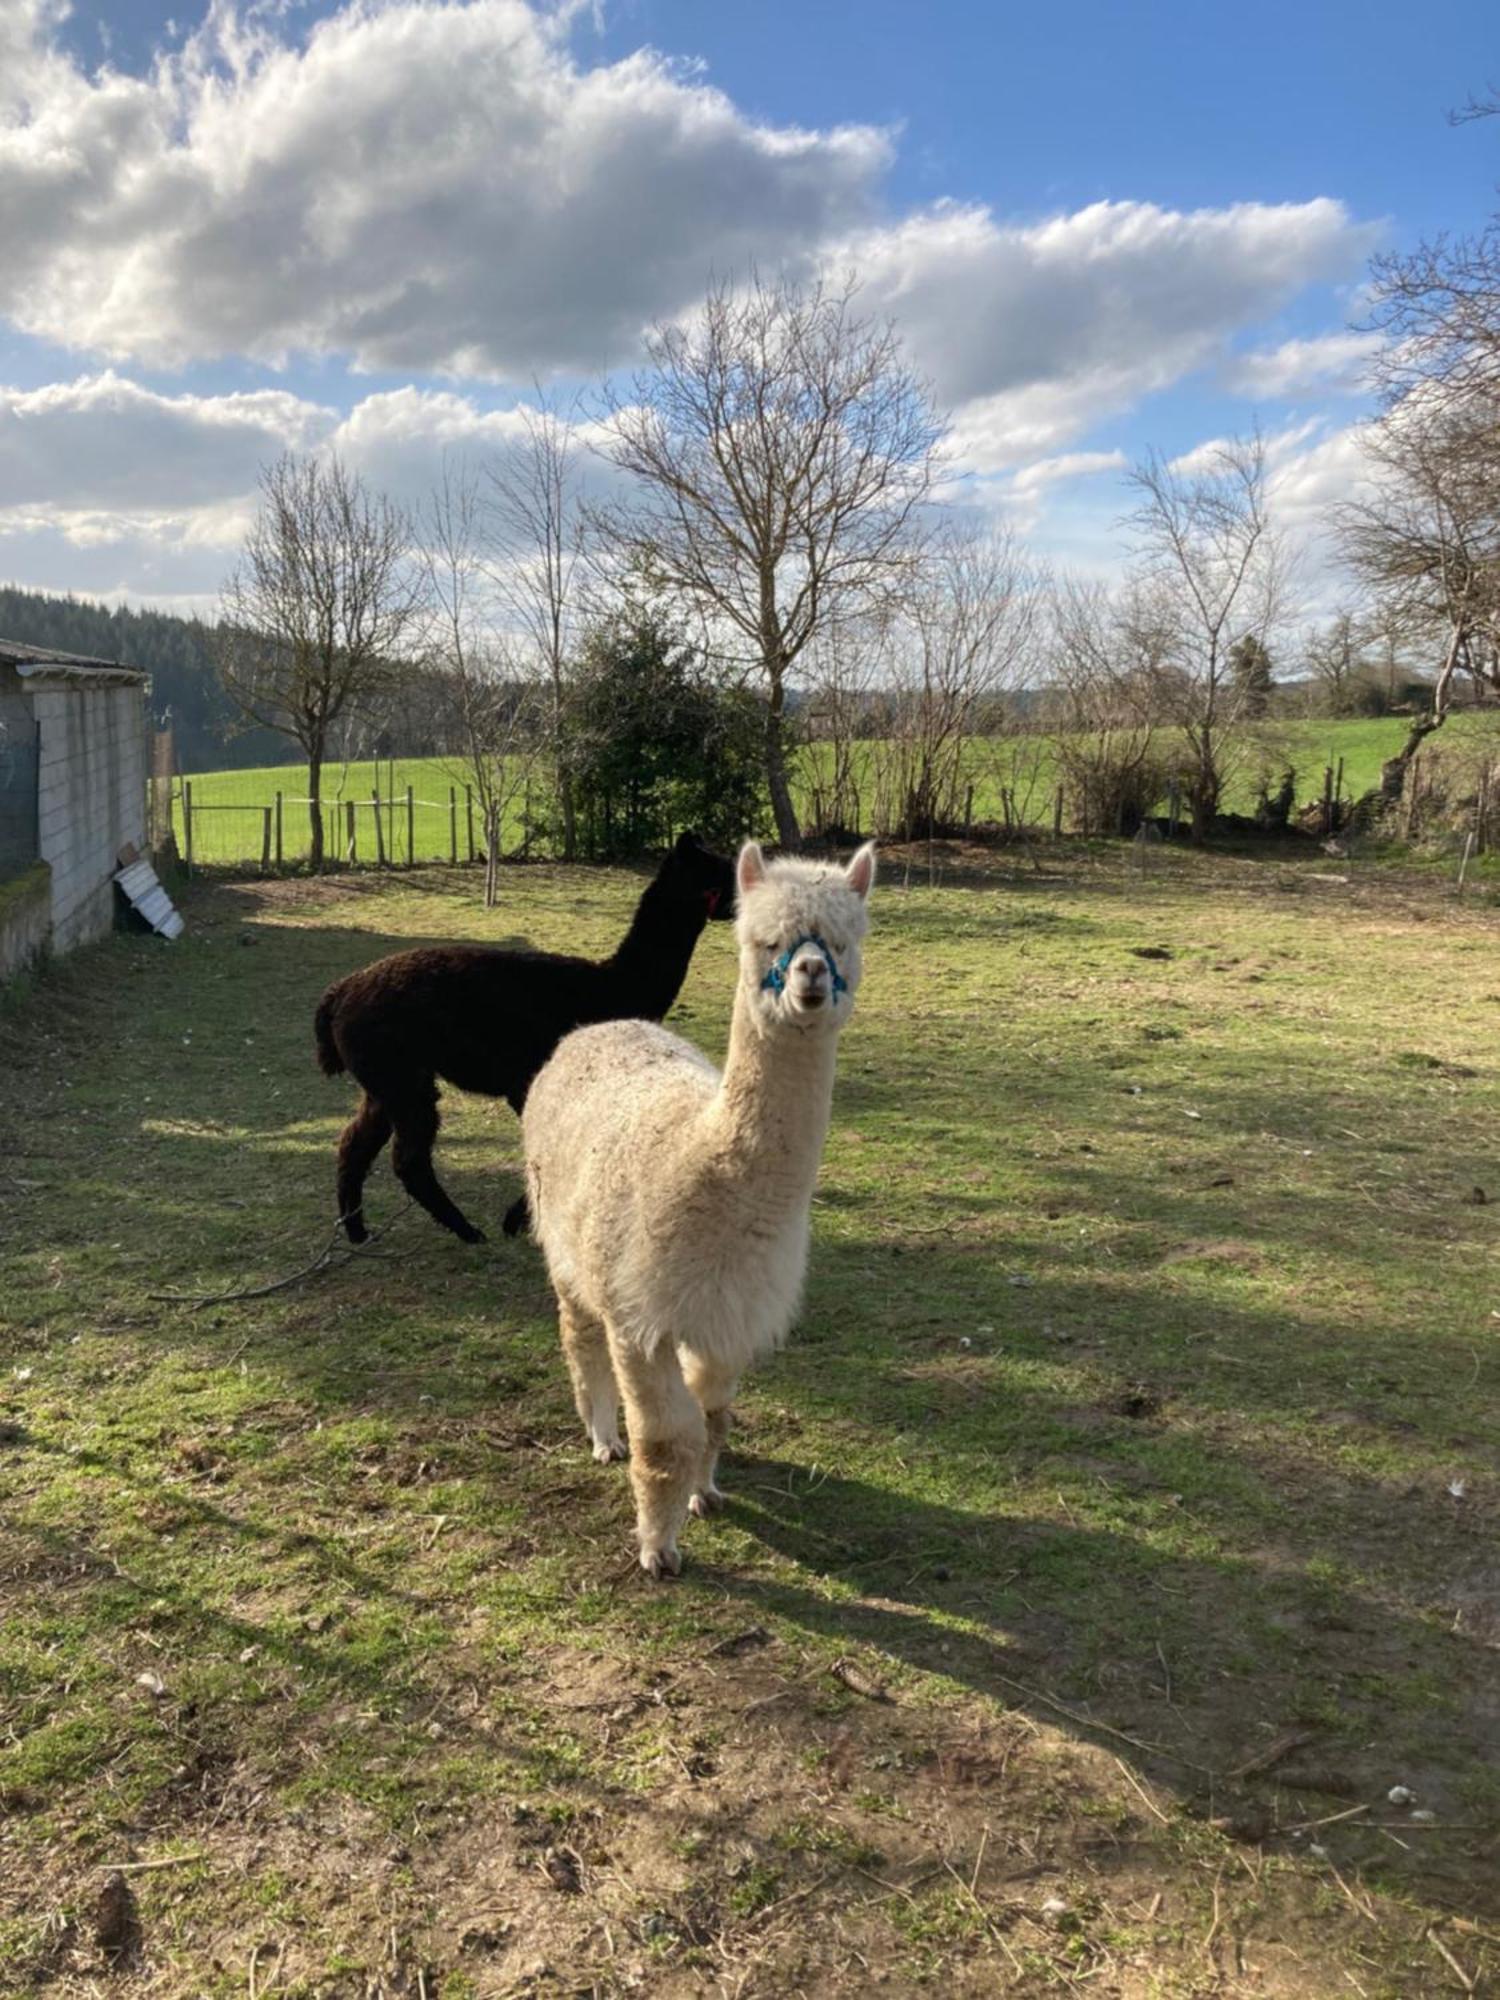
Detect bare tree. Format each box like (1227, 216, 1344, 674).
(485, 394, 588, 859)
(1340, 390, 1500, 797)
(1126, 433, 1289, 841)
(1303, 609, 1371, 716)
(799, 624, 878, 837)
(421, 462, 540, 905)
(597, 273, 946, 846)
(1341, 106, 1500, 801)
(1047, 577, 1174, 837)
(219, 454, 420, 869)
(869, 520, 1041, 840)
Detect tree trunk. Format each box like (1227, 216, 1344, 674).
(1377, 710, 1448, 806)
(558, 769, 577, 863)
(764, 675, 799, 849)
(307, 749, 325, 871)
(1190, 752, 1218, 845)
(1374, 625, 1464, 809)
(484, 802, 500, 907)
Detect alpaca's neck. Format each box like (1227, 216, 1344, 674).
(705, 986, 841, 1200)
(604, 879, 705, 1020)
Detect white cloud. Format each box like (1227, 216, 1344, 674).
(1223, 331, 1384, 399)
(844, 197, 1375, 468)
(0, 373, 619, 608)
(0, 0, 888, 376)
(0, 1, 1388, 602)
(1007, 449, 1129, 496)
(0, 372, 331, 511)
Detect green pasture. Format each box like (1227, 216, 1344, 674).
(178, 715, 1500, 866)
(2, 845, 1498, 1993)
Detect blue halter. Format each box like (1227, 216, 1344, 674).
(761, 933, 848, 998)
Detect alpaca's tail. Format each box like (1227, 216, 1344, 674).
(313, 992, 345, 1077)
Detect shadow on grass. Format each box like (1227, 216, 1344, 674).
(4, 873, 1499, 1929)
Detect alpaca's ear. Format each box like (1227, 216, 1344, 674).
(845, 840, 877, 901)
(737, 842, 767, 898)
(675, 829, 702, 855)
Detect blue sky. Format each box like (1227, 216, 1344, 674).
(1, 0, 1496, 608)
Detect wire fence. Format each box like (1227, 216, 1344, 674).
(175, 778, 491, 869)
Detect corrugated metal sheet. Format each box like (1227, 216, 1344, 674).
(114, 858, 184, 939)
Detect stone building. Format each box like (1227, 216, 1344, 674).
(0, 638, 149, 978)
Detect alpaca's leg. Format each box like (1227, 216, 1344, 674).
(607, 1326, 705, 1579)
(558, 1295, 624, 1464)
(335, 1093, 392, 1244)
(386, 1077, 486, 1244)
(680, 1351, 739, 1518)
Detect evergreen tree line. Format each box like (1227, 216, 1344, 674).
(0, 585, 284, 771)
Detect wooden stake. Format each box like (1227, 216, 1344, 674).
(465, 784, 475, 863)
(449, 786, 458, 866)
(274, 790, 283, 869)
(184, 779, 194, 873)
(372, 789, 386, 866)
(346, 799, 357, 865)
(1458, 829, 1475, 894)
(406, 784, 415, 867)
(260, 807, 272, 873)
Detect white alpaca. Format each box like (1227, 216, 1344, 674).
(522, 839, 876, 1576)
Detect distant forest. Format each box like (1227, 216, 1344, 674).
(0, 586, 283, 771)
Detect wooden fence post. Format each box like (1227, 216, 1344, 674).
(184, 780, 194, 873)
(406, 785, 415, 867)
(372, 789, 386, 866)
(274, 791, 283, 869)
(346, 799, 357, 864)
(261, 807, 272, 873)
(465, 784, 475, 863)
(449, 786, 458, 865)
(1322, 765, 1334, 837)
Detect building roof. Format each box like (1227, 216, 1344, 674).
(0, 636, 148, 686)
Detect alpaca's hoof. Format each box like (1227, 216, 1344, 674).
(688, 1484, 726, 1517)
(592, 1438, 627, 1465)
(343, 1214, 369, 1245)
(640, 1543, 681, 1580)
(454, 1222, 487, 1245)
(502, 1199, 530, 1238)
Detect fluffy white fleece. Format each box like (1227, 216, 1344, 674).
(521, 839, 875, 1572)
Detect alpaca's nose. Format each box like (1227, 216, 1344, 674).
(791, 954, 830, 1004)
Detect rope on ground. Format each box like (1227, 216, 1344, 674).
(147, 1201, 416, 1311)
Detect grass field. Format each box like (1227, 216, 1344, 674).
(178, 714, 1500, 866)
(3, 845, 1500, 1995)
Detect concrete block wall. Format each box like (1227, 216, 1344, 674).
(34, 682, 148, 953)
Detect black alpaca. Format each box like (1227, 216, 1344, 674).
(314, 833, 736, 1244)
